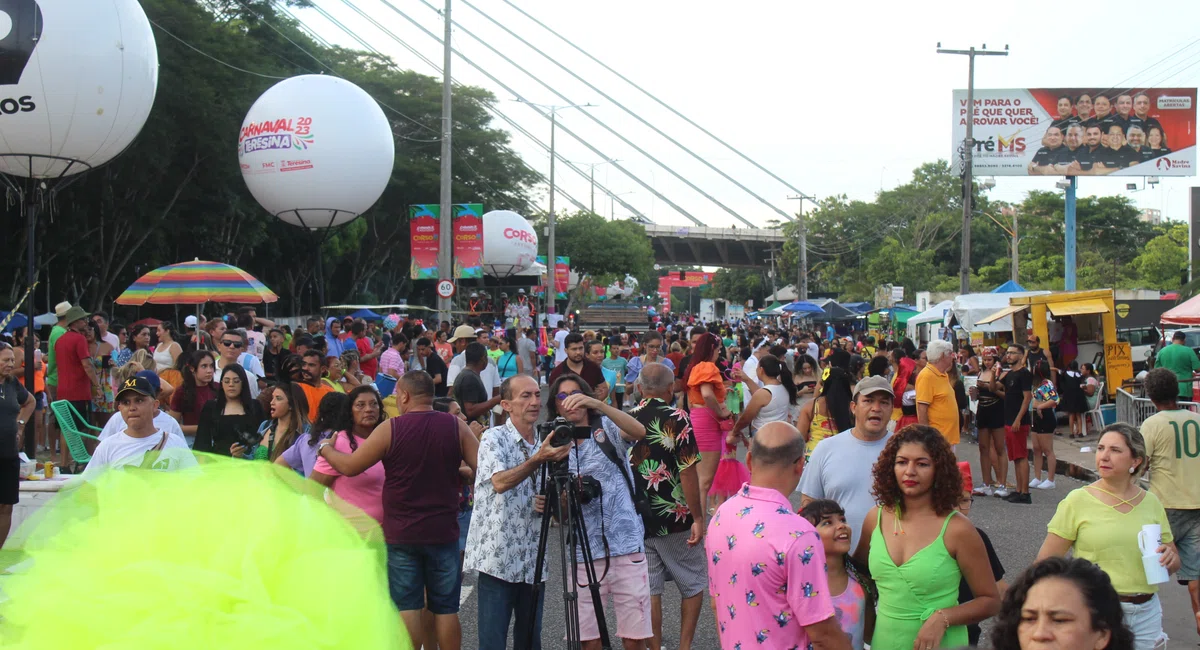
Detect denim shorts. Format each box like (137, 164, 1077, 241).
(386, 541, 462, 614)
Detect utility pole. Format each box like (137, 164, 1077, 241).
(1011, 208, 1019, 284)
(937, 43, 1008, 294)
(436, 0, 453, 323)
(787, 193, 816, 301)
(519, 100, 594, 316)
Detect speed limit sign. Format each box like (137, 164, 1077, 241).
(436, 280, 456, 299)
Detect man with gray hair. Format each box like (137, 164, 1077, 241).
(917, 339, 959, 449)
(706, 422, 849, 650)
(629, 362, 704, 650)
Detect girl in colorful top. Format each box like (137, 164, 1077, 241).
(1029, 360, 1059, 490)
(233, 383, 309, 462)
(796, 367, 854, 463)
(801, 499, 875, 650)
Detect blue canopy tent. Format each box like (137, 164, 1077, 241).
(780, 301, 826, 316)
(842, 301, 873, 313)
(0, 311, 27, 333)
(991, 280, 1026, 293)
(345, 309, 384, 321)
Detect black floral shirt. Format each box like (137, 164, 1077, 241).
(629, 398, 701, 537)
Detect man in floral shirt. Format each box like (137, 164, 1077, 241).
(629, 363, 706, 650)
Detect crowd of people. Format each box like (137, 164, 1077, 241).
(1, 302, 1197, 650)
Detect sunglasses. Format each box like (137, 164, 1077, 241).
(221, 340, 244, 349)
(556, 390, 582, 400)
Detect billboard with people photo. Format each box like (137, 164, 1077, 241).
(952, 88, 1197, 176)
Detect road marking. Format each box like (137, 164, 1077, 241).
(460, 584, 474, 606)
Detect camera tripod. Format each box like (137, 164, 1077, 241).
(525, 461, 612, 650)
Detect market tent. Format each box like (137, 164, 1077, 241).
(842, 302, 873, 313)
(891, 307, 918, 326)
(345, 309, 383, 321)
(907, 300, 955, 327)
(811, 298, 858, 321)
(0, 311, 27, 333)
(991, 280, 1027, 293)
(1162, 293, 1200, 326)
(781, 301, 825, 315)
(952, 291, 1051, 332)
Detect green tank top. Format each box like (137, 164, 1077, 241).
(868, 508, 968, 650)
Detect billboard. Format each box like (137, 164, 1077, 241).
(952, 88, 1196, 176)
(534, 256, 570, 300)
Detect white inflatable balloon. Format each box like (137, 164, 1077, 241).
(481, 210, 538, 277)
(0, 0, 159, 178)
(238, 75, 394, 228)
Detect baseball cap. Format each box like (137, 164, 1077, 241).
(448, 324, 476, 343)
(852, 375, 894, 399)
(116, 374, 158, 401)
(184, 315, 198, 329)
(135, 370, 162, 395)
(54, 301, 72, 318)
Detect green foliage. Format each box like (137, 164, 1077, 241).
(1, 0, 537, 315)
(705, 268, 767, 305)
(1133, 223, 1188, 289)
(550, 211, 656, 293)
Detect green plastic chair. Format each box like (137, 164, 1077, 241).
(49, 400, 102, 465)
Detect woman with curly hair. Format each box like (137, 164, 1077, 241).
(852, 424, 1000, 650)
(991, 556, 1132, 650)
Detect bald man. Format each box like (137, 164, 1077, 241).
(318, 370, 479, 649)
(630, 363, 705, 650)
(706, 422, 850, 650)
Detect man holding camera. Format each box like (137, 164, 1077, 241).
(629, 363, 706, 650)
(547, 372, 648, 650)
(464, 374, 571, 649)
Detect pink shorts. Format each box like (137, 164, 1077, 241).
(690, 406, 733, 453)
(573, 551, 653, 641)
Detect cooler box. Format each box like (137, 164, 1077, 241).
(1100, 404, 1116, 426)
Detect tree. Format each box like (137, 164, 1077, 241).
(705, 268, 767, 306)
(549, 211, 656, 296)
(1133, 223, 1188, 289)
(0, 0, 536, 316)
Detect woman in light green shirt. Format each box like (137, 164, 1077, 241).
(1038, 423, 1180, 650)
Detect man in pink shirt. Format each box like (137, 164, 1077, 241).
(706, 422, 851, 650)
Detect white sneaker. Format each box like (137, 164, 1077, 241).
(993, 486, 1012, 498)
(1029, 477, 1043, 488)
(1037, 479, 1056, 490)
(972, 485, 994, 497)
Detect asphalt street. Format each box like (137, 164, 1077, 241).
(455, 437, 1200, 649)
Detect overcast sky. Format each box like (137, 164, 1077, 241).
(293, 0, 1200, 230)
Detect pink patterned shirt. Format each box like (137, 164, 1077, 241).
(706, 483, 835, 649)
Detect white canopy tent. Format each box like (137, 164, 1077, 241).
(950, 291, 1051, 332)
(906, 300, 954, 339)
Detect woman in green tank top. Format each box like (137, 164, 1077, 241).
(853, 425, 1001, 650)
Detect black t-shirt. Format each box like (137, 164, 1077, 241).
(959, 526, 1005, 646)
(1030, 146, 1065, 168)
(1128, 115, 1161, 136)
(194, 399, 266, 456)
(423, 353, 450, 398)
(0, 378, 30, 459)
(262, 347, 284, 380)
(1096, 114, 1118, 136)
(1068, 146, 1096, 172)
(1050, 116, 1080, 134)
(453, 368, 490, 425)
(1135, 147, 1159, 162)
(1003, 367, 1033, 426)
(1095, 146, 1138, 170)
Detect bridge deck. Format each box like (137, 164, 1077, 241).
(643, 224, 786, 268)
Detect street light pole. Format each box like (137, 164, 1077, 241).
(938, 43, 1008, 294)
(520, 100, 595, 316)
(787, 193, 816, 301)
(436, 0, 454, 323)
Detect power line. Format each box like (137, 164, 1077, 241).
(409, 0, 754, 228)
(498, 0, 814, 202)
(148, 18, 290, 79)
(461, 0, 792, 225)
(355, 0, 670, 224)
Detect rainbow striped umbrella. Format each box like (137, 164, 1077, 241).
(115, 260, 279, 305)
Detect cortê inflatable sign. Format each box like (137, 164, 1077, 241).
(481, 210, 538, 277)
(238, 75, 394, 229)
(0, 0, 159, 177)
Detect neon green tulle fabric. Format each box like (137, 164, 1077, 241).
(0, 453, 411, 650)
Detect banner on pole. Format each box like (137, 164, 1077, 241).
(452, 203, 484, 278)
(952, 88, 1197, 176)
(408, 204, 440, 280)
(535, 256, 570, 300)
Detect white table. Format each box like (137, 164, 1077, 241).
(11, 474, 75, 535)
